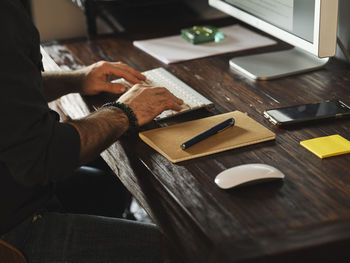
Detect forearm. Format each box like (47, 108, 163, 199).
(42, 71, 82, 102)
(66, 107, 129, 165)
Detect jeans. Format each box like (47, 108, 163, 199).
(1, 160, 162, 262)
(1, 212, 161, 263)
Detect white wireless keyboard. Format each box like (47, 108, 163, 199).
(114, 67, 214, 120)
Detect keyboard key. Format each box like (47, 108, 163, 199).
(113, 67, 214, 120)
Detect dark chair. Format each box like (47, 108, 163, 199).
(0, 239, 27, 263)
(71, 0, 190, 36)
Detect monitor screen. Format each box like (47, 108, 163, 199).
(209, 0, 338, 57)
(223, 0, 315, 43)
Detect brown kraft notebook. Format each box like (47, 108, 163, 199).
(139, 111, 276, 163)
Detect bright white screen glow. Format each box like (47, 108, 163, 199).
(223, 0, 315, 43)
(228, 0, 294, 31)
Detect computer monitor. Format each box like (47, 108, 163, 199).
(209, 0, 339, 80)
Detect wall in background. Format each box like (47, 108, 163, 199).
(32, 0, 86, 41)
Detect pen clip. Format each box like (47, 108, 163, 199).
(217, 118, 235, 133)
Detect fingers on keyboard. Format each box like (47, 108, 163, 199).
(112, 79, 133, 90)
(180, 103, 191, 111)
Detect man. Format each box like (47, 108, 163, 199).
(0, 0, 183, 262)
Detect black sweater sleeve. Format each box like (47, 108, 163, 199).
(0, 0, 80, 186)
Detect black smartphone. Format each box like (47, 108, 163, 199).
(263, 100, 350, 126)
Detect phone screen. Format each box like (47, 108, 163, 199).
(264, 101, 350, 125)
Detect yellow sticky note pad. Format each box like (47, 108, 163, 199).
(300, 135, 350, 159)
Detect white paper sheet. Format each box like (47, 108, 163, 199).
(133, 24, 277, 64)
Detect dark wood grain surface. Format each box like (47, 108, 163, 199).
(43, 19, 350, 263)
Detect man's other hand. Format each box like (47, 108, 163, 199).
(79, 61, 146, 95)
(118, 84, 184, 126)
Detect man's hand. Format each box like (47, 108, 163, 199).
(67, 83, 183, 164)
(118, 84, 184, 126)
(79, 61, 146, 95)
(42, 61, 146, 102)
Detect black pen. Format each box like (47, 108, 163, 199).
(181, 117, 235, 150)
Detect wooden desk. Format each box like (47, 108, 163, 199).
(42, 22, 350, 262)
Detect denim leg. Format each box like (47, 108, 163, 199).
(3, 212, 161, 263)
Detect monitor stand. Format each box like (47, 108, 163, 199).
(229, 47, 329, 80)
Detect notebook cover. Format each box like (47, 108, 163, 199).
(300, 135, 350, 159)
(139, 111, 276, 163)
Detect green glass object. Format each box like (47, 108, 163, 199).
(181, 25, 225, 44)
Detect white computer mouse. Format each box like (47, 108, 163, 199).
(214, 163, 285, 189)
